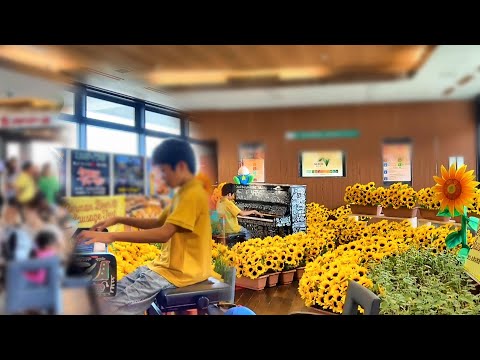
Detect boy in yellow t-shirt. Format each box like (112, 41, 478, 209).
(216, 183, 262, 240)
(76, 138, 214, 315)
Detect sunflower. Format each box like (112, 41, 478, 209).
(433, 164, 479, 215)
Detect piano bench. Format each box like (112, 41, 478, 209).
(149, 277, 232, 315)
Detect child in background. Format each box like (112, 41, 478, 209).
(25, 230, 60, 285)
(216, 183, 263, 240)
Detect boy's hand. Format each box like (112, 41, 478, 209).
(255, 211, 264, 217)
(90, 217, 118, 231)
(77, 230, 114, 245)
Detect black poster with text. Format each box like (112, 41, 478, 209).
(71, 150, 110, 196)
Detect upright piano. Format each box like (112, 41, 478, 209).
(235, 183, 307, 239)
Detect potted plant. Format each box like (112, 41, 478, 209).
(417, 186, 450, 221)
(344, 182, 382, 216)
(369, 248, 480, 314)
(380, 183, 417, 218)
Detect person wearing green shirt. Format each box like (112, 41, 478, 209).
(38, 163, 60, 206)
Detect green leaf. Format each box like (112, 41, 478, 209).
(248, 174, 254, 183)
(437, 208, 451, 217)
(453, 208, 462, 217)
(437, 207, 464, 217)
(324, 159, 330, 166)
(468, 216, 479, 232)
(233, 176, 240, 184)
(458, 247, 470, 264)
(445, 231, 462, 249)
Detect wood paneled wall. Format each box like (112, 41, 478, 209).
(189, 101, 476, 209)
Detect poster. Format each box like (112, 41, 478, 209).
(71, 150, 110, 196)
(382, 142, 412, 183)
(239, 143, 265, 182)
(465, 235, 480, 284)
(114, 154, 144, 195)
(65, 195, 126, 232)
(300, 150, 345, 177)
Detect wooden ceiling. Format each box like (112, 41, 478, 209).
(0, 45, 435, 91)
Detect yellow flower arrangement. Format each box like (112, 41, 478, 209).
(109, 242, 162, 281)
(416, 186, 441, 210)
(379, 182, 417, 209)
(306, 202, 330, 230)
(344, 182, 380, 206)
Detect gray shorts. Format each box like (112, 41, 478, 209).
(100, 265, 175, 315)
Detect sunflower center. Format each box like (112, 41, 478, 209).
(443, 179, 462, 200)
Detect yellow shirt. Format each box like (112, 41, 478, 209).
(148, 178, 213, 287)
(216, 198, 242, 234)
(15, 172, 36, 204)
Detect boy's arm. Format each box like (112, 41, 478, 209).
(227, 201, 263, 217)
(239, 209, 263, 217)
(78, 223, 179, 245)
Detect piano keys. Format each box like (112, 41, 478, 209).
(235, 183, 307, 239)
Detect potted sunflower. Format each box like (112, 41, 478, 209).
(416, 186, 450, 221)
(380, 183, 417, 218)
(344, 182, 382, 216)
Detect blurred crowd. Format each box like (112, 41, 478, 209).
(0, 157, 75, 290)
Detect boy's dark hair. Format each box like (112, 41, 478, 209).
(222, 183, 236, 196)
(35, 231, 57, 250)
(22, 161, 33, 171)
(152, 138, 196, 174)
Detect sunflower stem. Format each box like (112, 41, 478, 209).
(461, 206, 468, 248)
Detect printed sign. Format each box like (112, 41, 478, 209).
(300, 150, 345, 177)
(114, 154, 144, 195)
(239, 143, 265, 182)
(71, 150, 110, 196)
(382, 142, 412, 183)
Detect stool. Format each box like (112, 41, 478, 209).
(149, 277, 233, 315)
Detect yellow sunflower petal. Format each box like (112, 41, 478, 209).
(461, 170, 475, 181)
(456, 165, 467, 179)
(433, 176, 445, 185)
(441, 165, 448, 180)
(454, 201, 465, 215)
(449, 164, 457, 178)
(448, 202, 455, 217)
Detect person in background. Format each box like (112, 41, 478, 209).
(24, 230, 61, 285)
(38, 163, 60, 208)
(216, 183, 262, 240)
(14, 161, 38, 207)
(5, 158, 18, 203)
(76, 138, 216, 315)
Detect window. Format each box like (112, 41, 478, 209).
(31, 141, 63, 175)
(87, 125, 138, 155)
(61, 91, 75, 115)
(6, 142, 21, 160)
(86, 96, 135, 127)
(145, 136, 165, 158)
(145, 110, 181, 135)
(60, 121, 78, 148)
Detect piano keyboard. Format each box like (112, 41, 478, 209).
(238, 215, 274, 223)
